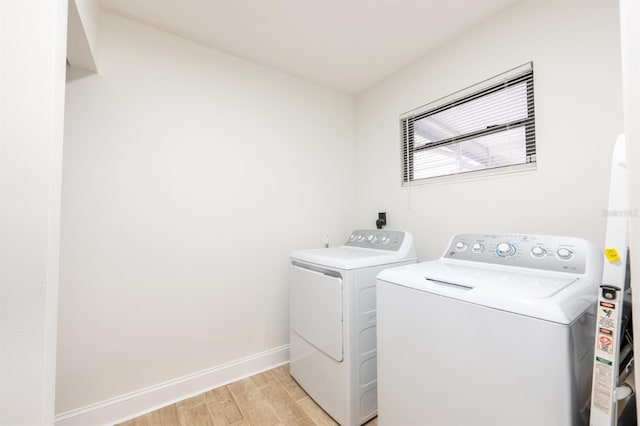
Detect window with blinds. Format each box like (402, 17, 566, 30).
(401, 63, 536, 184)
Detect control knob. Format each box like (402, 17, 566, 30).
(455, 242, 467, 251)
(367, 234, 377, 243)
(531, 247, 546, 258)
(471, 243, 484, 253)
(496, 242, 516, 257)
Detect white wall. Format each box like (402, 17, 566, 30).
(57, 11, 356, 416)
(355, 0, 624, 260)
(0, 0, 67, 424)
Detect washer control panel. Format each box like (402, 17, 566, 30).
(443, 233, 587, 274)
(345, 229, 406, 251)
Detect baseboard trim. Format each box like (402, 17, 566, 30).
(55, 345, 290, 426)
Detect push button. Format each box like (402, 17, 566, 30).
(557, 248, 573, 260)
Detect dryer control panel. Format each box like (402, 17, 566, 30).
(346, 229, 406, 251)
(443, 233, 589, 274)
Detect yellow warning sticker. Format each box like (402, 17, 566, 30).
(605, 248, 621, 263)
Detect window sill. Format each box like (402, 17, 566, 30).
(402, 162, 537, 188)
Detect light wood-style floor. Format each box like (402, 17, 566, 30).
(117, 364, 378, 426)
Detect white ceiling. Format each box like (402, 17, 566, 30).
(99, 0, 518, 94)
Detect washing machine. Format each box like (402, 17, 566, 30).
(289, 229, 417, 426)
(376, 233, 603, 426)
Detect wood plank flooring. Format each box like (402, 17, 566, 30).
(117, 364, 378, 426)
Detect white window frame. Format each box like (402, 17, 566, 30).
(400, 63, 536, 186)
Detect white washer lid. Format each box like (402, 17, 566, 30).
(291, 246, 410, 270)
(377, 260, 598, 324)
(420, 261, 578, 298)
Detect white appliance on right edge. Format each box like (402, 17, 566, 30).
(377, 233, 604, 426)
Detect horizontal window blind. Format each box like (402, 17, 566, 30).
(401, 63, 536, 184)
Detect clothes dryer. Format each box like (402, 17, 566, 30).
(290, 230, 416, 426)
(377, 233, 603, 426)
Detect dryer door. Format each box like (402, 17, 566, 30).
(290, 264, 343, 362)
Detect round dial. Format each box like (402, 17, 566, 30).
(381, 236, 390, 244)
(472, 243, 484, 253)
(349, 233, 357, 241)
(356, 234, 364, 241)
(496, 242, 516, 257)
(367, 234, 377, 243)
(455, 242, 467, 251)
(557, 248, 573, 260)
(531, 246, 546, 258)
